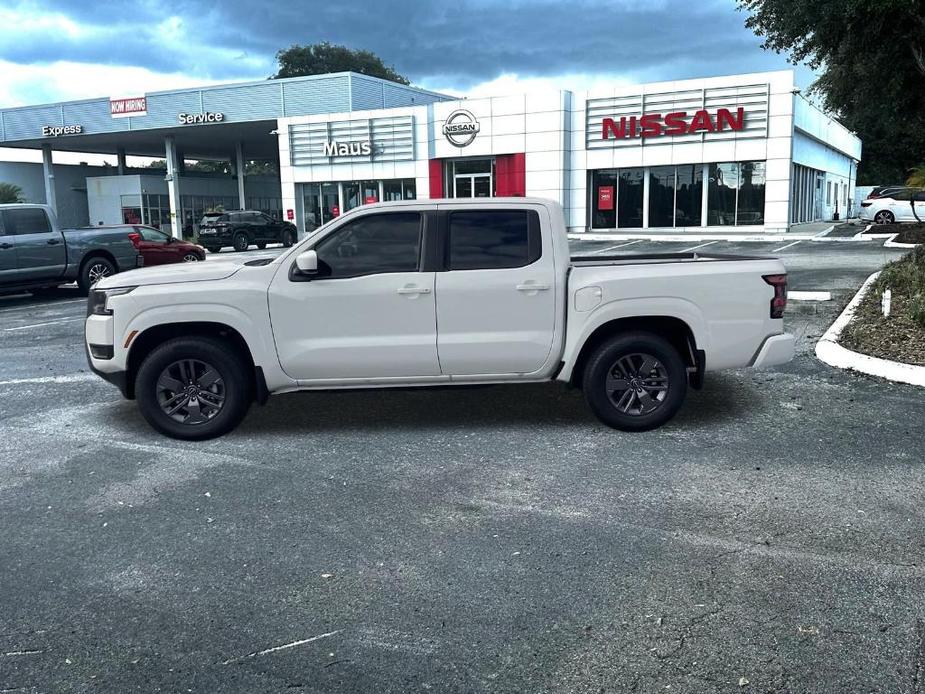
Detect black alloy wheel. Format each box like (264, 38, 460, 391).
(233, 233, 250, 252)
(582, 331, 688, 432)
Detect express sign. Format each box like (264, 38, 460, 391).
(601, 107, 745, 140)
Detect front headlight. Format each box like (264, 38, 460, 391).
(88, 286, 136, 316)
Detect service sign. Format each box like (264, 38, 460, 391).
(178, 112, 225, 125)
(110, 96, 147, 119)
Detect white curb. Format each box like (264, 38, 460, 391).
(815, 271, 925, 386)
(884, 233, 920, 249)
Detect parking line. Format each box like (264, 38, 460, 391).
(680, 240, 718, 252)
(585, 239, 644, 254)
(0, 373, 97, 386)
(2, 317, 84, 332)
(773, 240, 802, 252)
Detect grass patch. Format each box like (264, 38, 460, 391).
(839, 246, 925, 365)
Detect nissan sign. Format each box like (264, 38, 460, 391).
(443, 109, 480, 147)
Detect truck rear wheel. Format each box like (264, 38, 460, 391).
(135, 337, 253, 440)
(78, 256, 116, 295)
(582, 331, 687, 432)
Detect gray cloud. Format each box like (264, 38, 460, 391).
(2, 0, 802, 88)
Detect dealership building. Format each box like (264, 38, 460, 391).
(0, 69, 861, 236)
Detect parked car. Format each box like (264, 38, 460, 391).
(197, 211, 297, 253)
(860, 189, 925, 224)
(865, 186, 912, 200)
(86, 198, 794, 440)
(0, 203, 142, 295)
(126, 225, 205, 265)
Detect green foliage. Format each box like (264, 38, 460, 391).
(272, 42, 410, 85)
(877, 246, 925, 326)
(0, 182, 24, 203)
(738, 0, 925, 185)
(908, 163, 925, 188)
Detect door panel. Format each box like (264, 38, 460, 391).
(0, 231, 16, 283)
(269, 272, 440, 381)
(435, 208, 556, 376)
(2, 208, 66, 280)
(267, 210, 440, 382)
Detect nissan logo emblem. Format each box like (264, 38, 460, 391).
(442, 109, 480, 147)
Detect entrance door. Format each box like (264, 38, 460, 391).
(268, 210, 441, 382)
(451, 159, 494, 198)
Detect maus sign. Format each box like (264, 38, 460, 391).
(602, 107, 745, 140)
(323, 141, 372, 157)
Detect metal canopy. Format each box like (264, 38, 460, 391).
(5, 120, 280, 160)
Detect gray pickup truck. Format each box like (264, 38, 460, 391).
(0, 204, 142, 295)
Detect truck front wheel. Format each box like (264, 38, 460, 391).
(135, 337, 253, 440)
(582, 331, 687, 432)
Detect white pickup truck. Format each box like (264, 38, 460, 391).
(85, 198, 794, 440)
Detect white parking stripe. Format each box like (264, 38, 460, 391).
(773, 240, 802, 252)
(585, 239, 644, 254)
(789, 291, 832, 301)
(0, 373, 96, 386)
(2, 317, 84, 332)
(680, 240, 718, 252)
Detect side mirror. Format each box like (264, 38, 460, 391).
(295, 249, 318, 274)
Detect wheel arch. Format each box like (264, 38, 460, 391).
(567, 316, 702, 389)
(125, 321, 257, 399)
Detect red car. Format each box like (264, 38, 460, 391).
(127, 225, 205, 265)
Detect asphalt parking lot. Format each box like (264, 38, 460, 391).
(2, 236, 923, 693)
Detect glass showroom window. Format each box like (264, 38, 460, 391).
(708, 162, 766, 226)
(618, 168, 645, 228)
(647, 165, 704, 228)
(648, 167, 675, 228)
(590, 170, 619, 229)
(383, 179, 417, 201)
(675, 165, 704, 227)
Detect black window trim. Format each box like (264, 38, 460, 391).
(289, 210, 430, 283)
(438, 208, 542, 272)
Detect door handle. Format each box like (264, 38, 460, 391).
(516, 282, 551, 292)
(47, 239, 61, 245)
(396, 285, 431, 296)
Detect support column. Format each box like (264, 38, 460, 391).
(164, 135, 181, 238)
(235, 142, 246, 210)
(41, 145, 57, 216)
(116, 148, 127, 175)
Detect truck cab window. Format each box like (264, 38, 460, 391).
(2, 208, 52, 235)
(314, 212, 422, 279)
(447, 210, 540, 270)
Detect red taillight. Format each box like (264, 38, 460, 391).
(860, 201, 872, 207)
(127, 232, 141, 248)
(763, 274, 788, 319)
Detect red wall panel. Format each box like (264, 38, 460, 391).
(495, 153, 526, 197)
(428, 159, 444, 199)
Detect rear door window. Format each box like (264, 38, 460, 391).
(447, 210, 540, 270)
(2, 208, 52, 235)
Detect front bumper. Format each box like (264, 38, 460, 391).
(85, 340, 131, 398)
(751, 333, 795, 369)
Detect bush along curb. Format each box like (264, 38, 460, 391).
(815, 271, 925, 386)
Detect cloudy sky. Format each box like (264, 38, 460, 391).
(0, 0, 814, 161)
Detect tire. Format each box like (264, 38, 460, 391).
(78, 256, 116, 295)
(232, 232, 250, 252)
(582, 331, 688, 432)
(256, 242, 267, 250)
(182, 252, 201, 262)
(874, 210, 895, 225)
(135, 336, 253, 440)
(282, 230, 295, 248)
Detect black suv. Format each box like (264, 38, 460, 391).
(198, 211, 297, 253)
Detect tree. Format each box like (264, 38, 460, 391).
(272, 42, 410, 85)
(738, 0, 925, 185)
(908, 163, 925, 189)
(0, 182, 24, 204)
